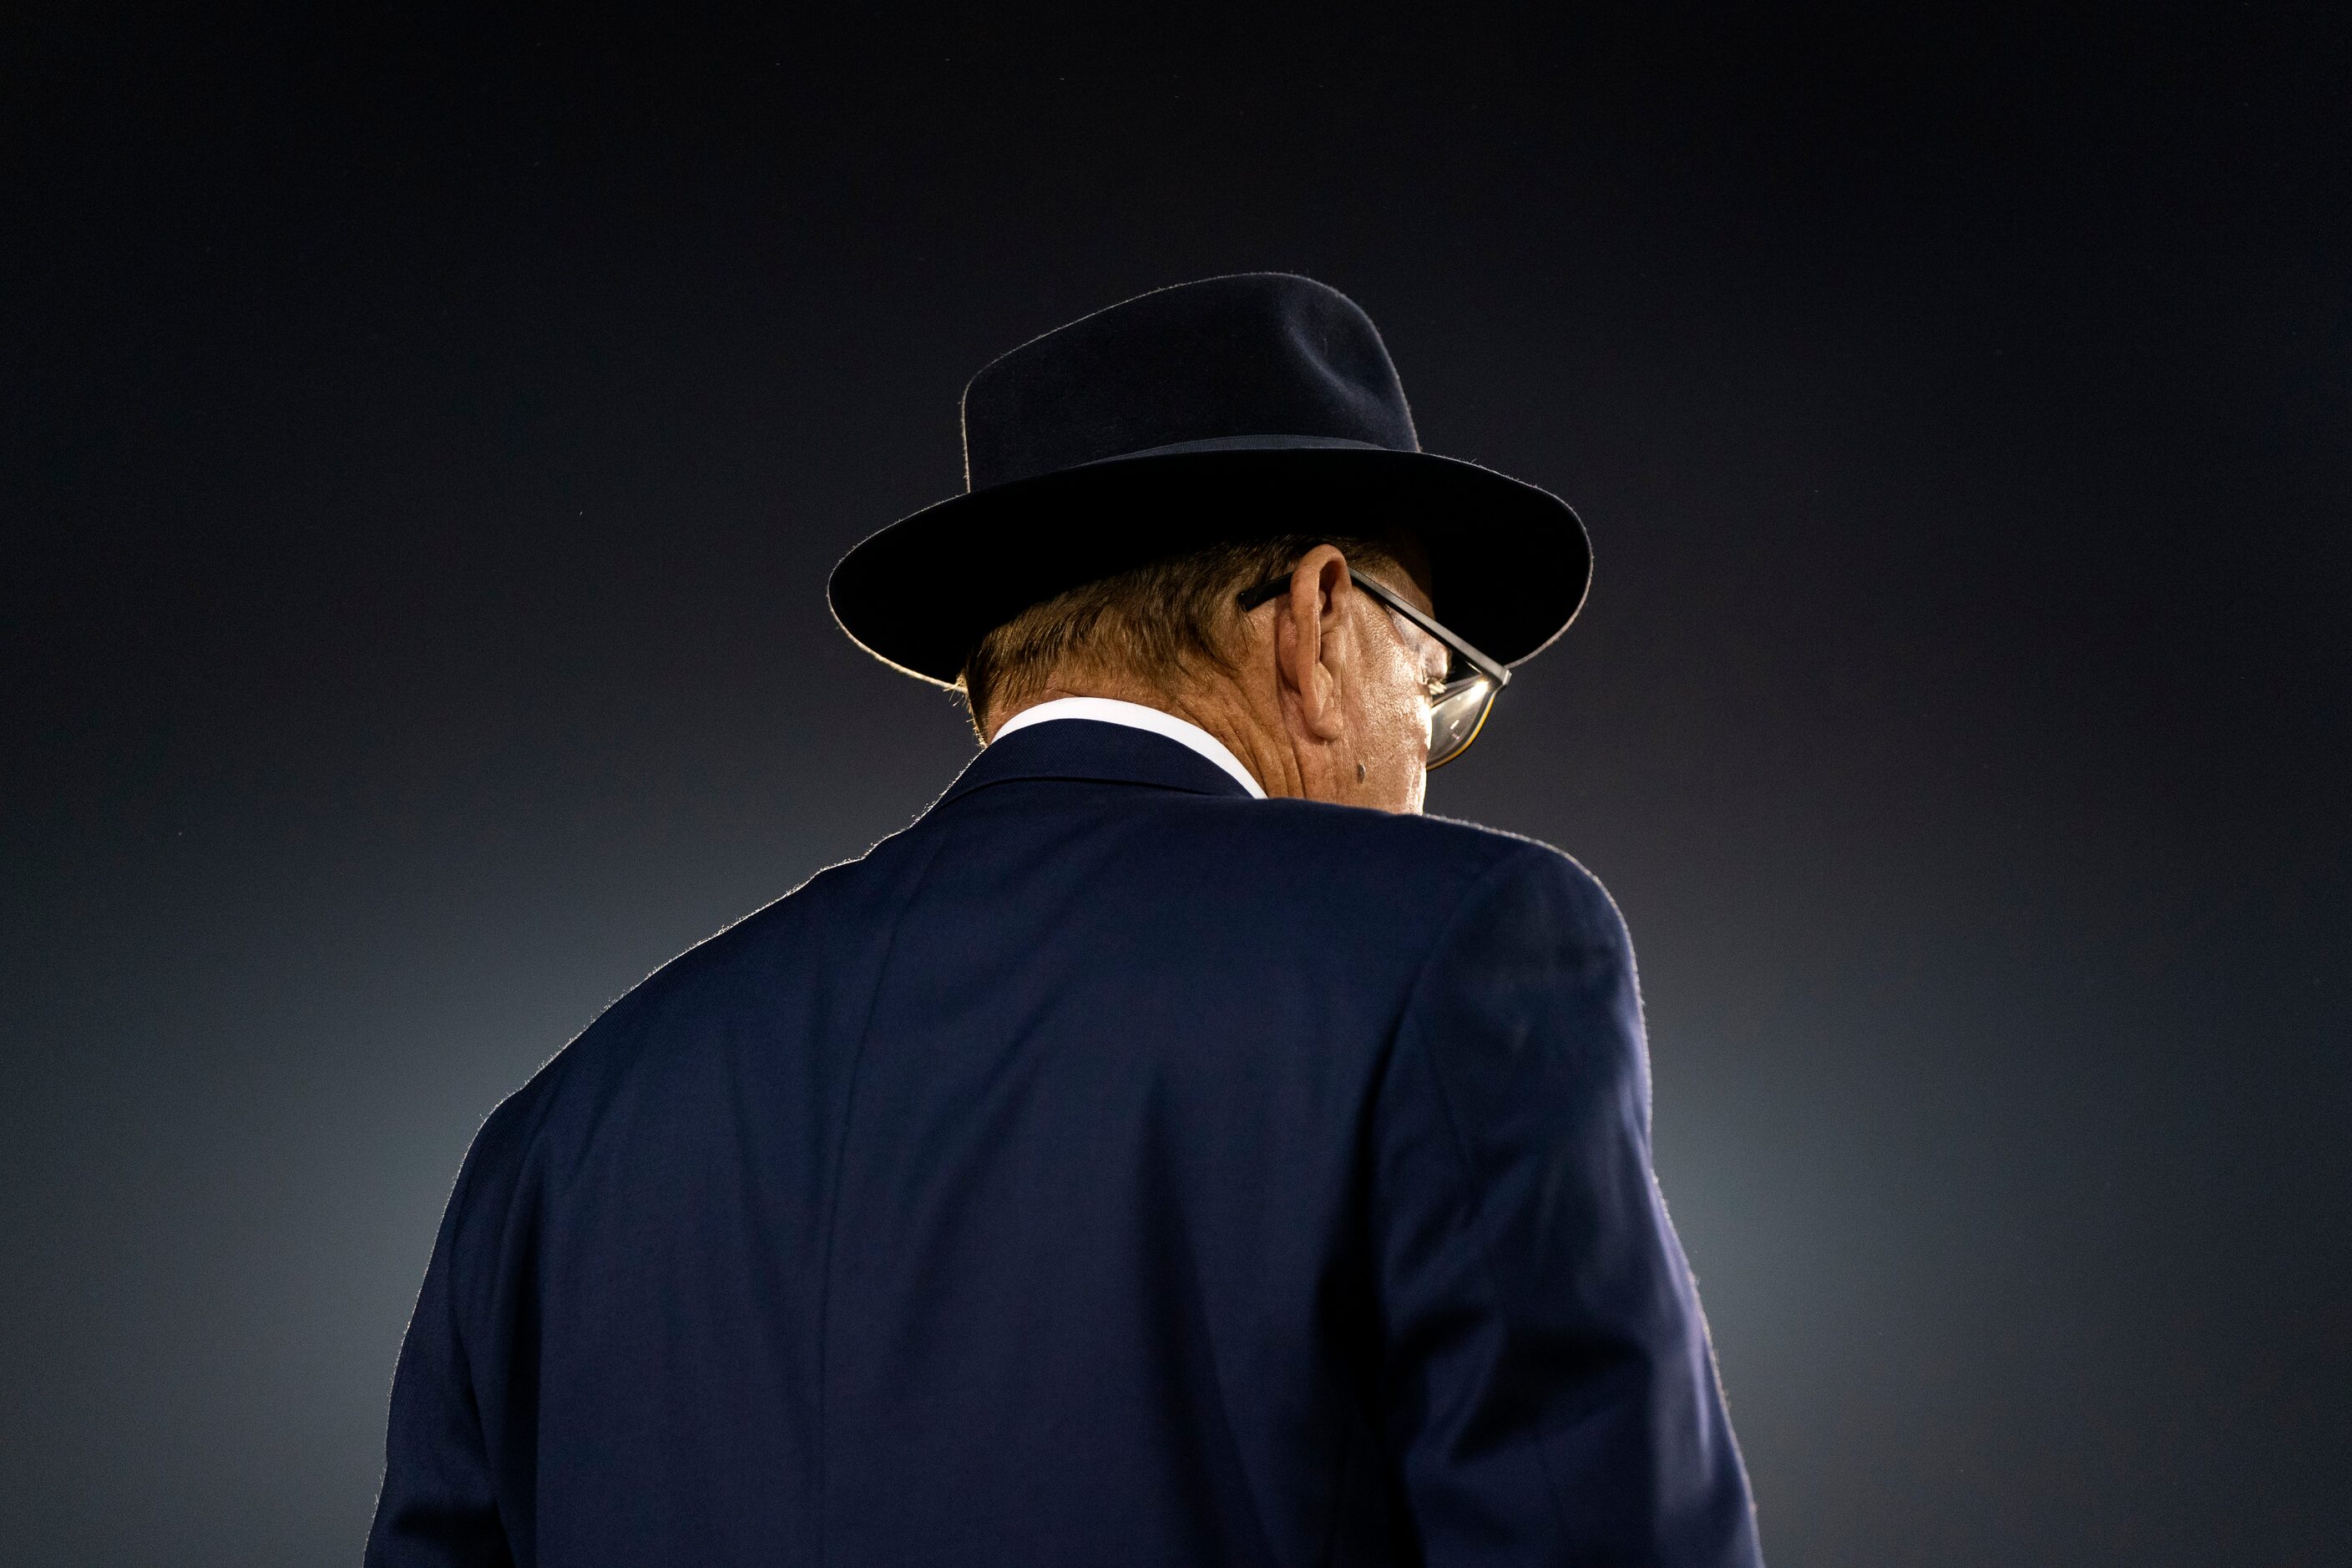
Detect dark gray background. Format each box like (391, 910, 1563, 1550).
(5, 7, 2346, 1564)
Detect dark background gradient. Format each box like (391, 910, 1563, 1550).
(5, 8, 2346, 1565)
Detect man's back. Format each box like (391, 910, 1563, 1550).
(370, 721, 1760, 1565)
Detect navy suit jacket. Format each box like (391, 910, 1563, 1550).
(369, 719, 1761, 1565)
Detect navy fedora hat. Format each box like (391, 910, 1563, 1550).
(828, 272, 1591, 687)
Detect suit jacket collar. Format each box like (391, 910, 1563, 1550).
(939, 718, 1260, 807)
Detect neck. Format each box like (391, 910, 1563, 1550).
(991, 677, 1307, 799)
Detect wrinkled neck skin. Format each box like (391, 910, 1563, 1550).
(981, 549, 1434, 815)
(1006, 668, 1344, 803)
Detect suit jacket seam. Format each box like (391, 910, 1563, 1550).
(1388, 841, 1583, 1543)
(811, 825, 955, 1568)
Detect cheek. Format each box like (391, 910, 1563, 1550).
(1364, 642, 1431, 753)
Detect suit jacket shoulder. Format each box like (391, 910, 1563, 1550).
(370, 721, 1761, 1568)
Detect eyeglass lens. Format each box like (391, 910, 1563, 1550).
(1426, 678, 1498, 768)
(1376, 600, 1499, 769)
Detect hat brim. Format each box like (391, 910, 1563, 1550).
(828, 446, 1591, 688)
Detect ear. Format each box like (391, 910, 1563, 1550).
(1274, 544, 1356, 742)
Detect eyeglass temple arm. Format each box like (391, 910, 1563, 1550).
(1234, 570, 1511, 685)
(1344, 572, 1512, 688)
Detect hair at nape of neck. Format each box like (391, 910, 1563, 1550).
(958, 533, 1407, 739)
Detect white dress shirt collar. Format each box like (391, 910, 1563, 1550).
(989, 696, 1267, 800)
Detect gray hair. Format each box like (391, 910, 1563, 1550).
(959, 534, 1404, 737)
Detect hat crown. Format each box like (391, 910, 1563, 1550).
(961, 273, 1420, 493)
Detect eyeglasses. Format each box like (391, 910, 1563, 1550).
(1236, 568, 1511, 768)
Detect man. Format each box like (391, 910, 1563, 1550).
(369, 273, 1763, 1565)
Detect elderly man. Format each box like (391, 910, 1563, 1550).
(369, 275, 1763, 1566)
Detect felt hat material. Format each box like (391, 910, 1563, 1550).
(828, 273, 1591, 686)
